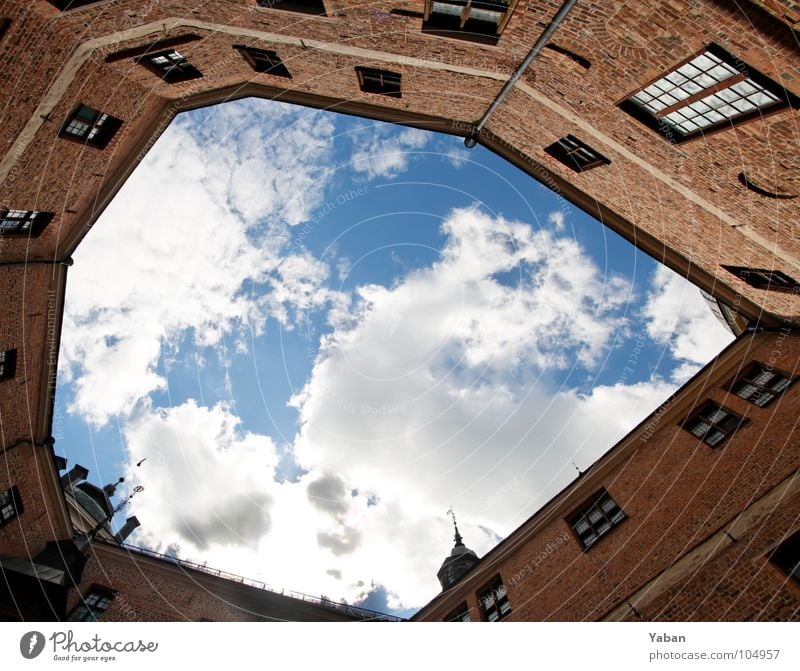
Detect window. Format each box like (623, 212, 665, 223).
(544, 44, 591, 70)
(355, 67, 402, 98)
(445, 603, 471, 622)
(568, 489, 626, 550)
(620, 44, 798, 142)
(477, 577, 510, 621)
(255, 0, 326, 15)
(0, 486, 23, 527)
(682, 402, 745, 447)
(768, 529, 800, 586)
(59, 104, 122, 149)
(0, 18, 10, 40)
(45, 1, 98, 9)
(66, 587, 116, 622)
(0, 349, 17, 381)
(233, 45, 291, 78)
(422, 0, 519, 45)
(722, 266, 800, 293)
(731, 362, 795, 408)
(137, 49, 202, 83)
(544, 135, 611, 173)
(0, 210, 54, 237)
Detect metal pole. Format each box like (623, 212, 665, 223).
(465, 0, 580, 148)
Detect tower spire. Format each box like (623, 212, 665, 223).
(447, 506, 464, 547)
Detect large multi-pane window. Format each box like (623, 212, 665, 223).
(568, 490, 626, 550)
(66, 588, 116, 622)
(621, 44, 797, 141)
(731, 362, 795, 408)
(477, 577, 510, 621)
(682, 402, 745, 447)
(422, 0, 519, 45)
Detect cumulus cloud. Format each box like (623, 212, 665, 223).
(124, 400, 278, 550)
(60, 100, 338, 426)
(350, 126, 430, 180)
(641, 265, 735, 382)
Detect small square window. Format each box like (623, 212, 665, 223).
(477, 577, 510, 621)
(422, 0, 518, 46)
(445, 602, 471, 622)
(768, 529, 800, 586)
(0, 349, 17, 381)
(730, 362, 796, 408)
(722, 266, 800, 293)
(355, 67, 402, 98)
(137, 49, 202, 84)
(620, 44, 799, 142)
(544, 135, 611, 173)
(567, 489, 626, 550)
(233, 45, 291, 78)
(255, 0, 326, 15)
(0, 18, 10, 40)
(0, 210, 54, 237)
(66, 586, 116, 622)
(681, 401, 745, 447)
(0, 485, 23, 527)
(59, 104, 122, 149)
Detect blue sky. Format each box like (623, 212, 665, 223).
(54, 97, 733, 614)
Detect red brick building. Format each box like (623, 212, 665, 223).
(1, 0, 799, 621)
(414, 329, 800, 621)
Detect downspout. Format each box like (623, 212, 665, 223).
(464, 0, 580, 148)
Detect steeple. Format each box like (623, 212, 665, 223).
(437, 508, 480, 591)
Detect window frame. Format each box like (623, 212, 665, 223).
(722, 265, 800, 293)
(233, 45, 292, 78)
(680, 401, 747, 448)
(0, 349, 17, 381)
(421, 0, 520, 46)
(254, 0, 326, 15)
(136, 49, 202, 84)
(444, 602, 471, 622)
(729, 361, 796, 408)
(0, 210, 54, 237)
(355, 67, 402, 98)
(59, 104, 122, 149)
(0, 485, 23, 527)
(618, 43, 800, 143)
(476, 576, 511, 622)
(66, 586, 117, 622)
(544, 135, 611, 173)
(766, 528, 800, 587)
(567, 489, 627, 551)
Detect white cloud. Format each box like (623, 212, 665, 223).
(548, 210, 566, 231)
(350, 126, 430, 180)
(60, 100, 338, 426)
(642, 265, 735, 382)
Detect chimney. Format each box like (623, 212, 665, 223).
(113, 516, 141, 544)
(60, 464, 88, 489)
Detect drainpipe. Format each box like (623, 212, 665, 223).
(465, 0, 580, 148)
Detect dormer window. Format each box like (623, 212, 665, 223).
(422, 0, 518, 45)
